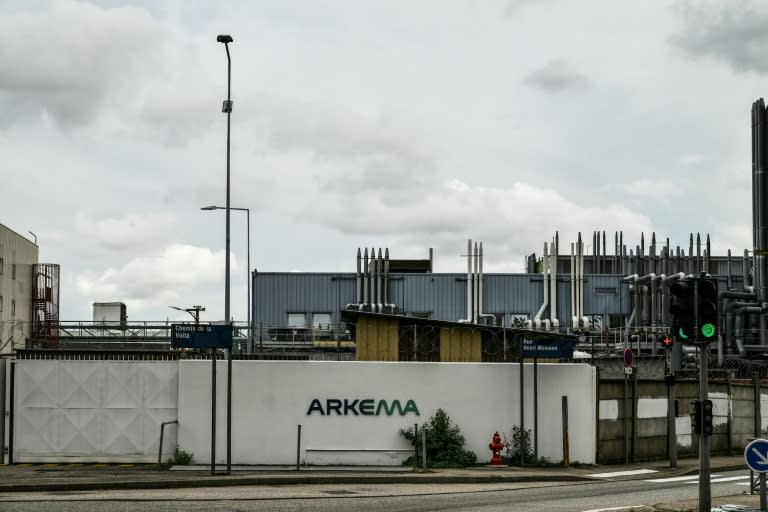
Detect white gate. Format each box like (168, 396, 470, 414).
(12, 360, 178, 463)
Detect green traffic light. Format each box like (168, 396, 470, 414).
(678, 327, 689, 339)
(701, 323, 716, 338)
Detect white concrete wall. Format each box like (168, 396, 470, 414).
(178, 361, 596, 465)
(13, 360, 178, 463)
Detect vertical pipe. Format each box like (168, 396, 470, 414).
(466, 239, 472, 322)
(226, 347, 232, 474)
(562, 396, 570, 468)
(472, 242, 480, 324)
(211, 348, 216, 475)
(296, 424, 302, 470)
(697, 233, 702, 274)
(571, 243, 576, 329)
(727, 249, 733, 290)
(362, 248, 369, 311)
(421, 427, 427, 471)
(602, 230, 606, 274)
(520, 342, 525, 467)
(689, 234, 694, 276)
(534, 357, 538, 459)
(414, 423, 419, 467)
(356, 248, 362, 306)
(668, 378, 677, 468)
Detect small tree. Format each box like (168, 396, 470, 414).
(503, 426, 549, 465)
(400, 409, 477, 468)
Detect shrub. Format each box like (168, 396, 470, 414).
(399, 408, 477, 468)
(167, 445, 194, 466)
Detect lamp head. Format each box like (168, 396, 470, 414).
(201, 205, 219, 211)
(216, 35, 233, 44)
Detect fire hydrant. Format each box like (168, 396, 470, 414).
(488, 431, 504, 465)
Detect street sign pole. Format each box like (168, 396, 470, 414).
(745, 438, 768, 511)
(698, 343, 710, 512)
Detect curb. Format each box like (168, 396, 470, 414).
(0, 473, 594, 493)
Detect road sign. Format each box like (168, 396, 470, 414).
(522, 338, 575, 359)
(171, 323, 232, 349)
(623, 348, 634, 368)
(624, 367, 633, 375)
(745, 439, 768, 473)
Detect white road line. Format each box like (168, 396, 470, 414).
(701, 475, 750, 484)
(586, 469, 658, 478)
(581, 506, 646, 512)
(646, 475, 705, 483)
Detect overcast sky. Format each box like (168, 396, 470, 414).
(1, 0, 764, 322)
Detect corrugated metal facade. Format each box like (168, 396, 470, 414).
(253, 271, 745, 332)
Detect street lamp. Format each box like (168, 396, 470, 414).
(201, 205, 251, 353)
(169, 305, 205, 325)
(217, 33, 234, 477)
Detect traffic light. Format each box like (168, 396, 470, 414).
(661, 334, 673, 349)
(702, 399, 714, 436)
(698, 277, 718, 341)
(670, 279, 694, 341)
(691, 399, 701, 434)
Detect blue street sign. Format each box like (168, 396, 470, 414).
(523, 338, 574, 359)
(171, 323, 232, 349)
(745, 439, 768, 473)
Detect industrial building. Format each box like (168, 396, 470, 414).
(0, 224, 40, 354)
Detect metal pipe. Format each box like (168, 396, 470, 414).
(377, 248, 383, 313)
(550, 241, 560, 330)
(478, 242, 496, 325)
(745, 249, 755, 294)
(459, 239, 473, 323)
(384, 248, 395, 313)
(362, 248, 369, 311)
(534, 242, 549, 329)
(571, 242, 577, 331)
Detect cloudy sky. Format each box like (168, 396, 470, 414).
(0, 0, 764, 322)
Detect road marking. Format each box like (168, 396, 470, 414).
(586, 469, 658, 478)
(695, 475, 750, 484)
(582, 506, 646, 512)
(646, 475, 714, 483)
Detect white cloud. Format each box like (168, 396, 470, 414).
(0, 0, 162, 126)
(76, 244, 240, 307)
(74, 211, 176, 251)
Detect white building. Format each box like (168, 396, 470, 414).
(0, 223, 38, 354)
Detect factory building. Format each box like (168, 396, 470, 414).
(0, 224, 39, 354)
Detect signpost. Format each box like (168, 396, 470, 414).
(522, 338, 575, 359)
(171, 323, 232, 476)
(171, 324, 232, 349)
(745, 439, 768, 512)
(623, 347, 634, 463)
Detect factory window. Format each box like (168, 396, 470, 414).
(0, 256, 3, 275)
(312, 313, 332, 330)
(411, 311, 432, 319)
(11, 263, 16, 280)
(287, 313, 307, 328)
(0, 296, 3, 312)
(11, 300, 15, 317)
(509, 314, 529, 328)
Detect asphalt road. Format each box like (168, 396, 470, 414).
(0, 469, 757, 511)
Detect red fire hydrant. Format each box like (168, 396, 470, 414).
(488, 431, 504, 465)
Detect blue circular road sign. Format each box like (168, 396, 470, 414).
(745, 439, 768, 473)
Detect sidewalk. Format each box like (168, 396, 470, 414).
(0, 455, 750, 493)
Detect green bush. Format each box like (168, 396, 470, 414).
(167, 445, 194, 466)
(399, 409, 477, 468)
(503, 426, 554, 466)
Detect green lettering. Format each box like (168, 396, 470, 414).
(376, 399, 404, 416)
(360, 399, 375, 415)
(402, 399, 420, 416)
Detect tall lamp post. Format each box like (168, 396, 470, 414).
(216, 33, 234, 477)
(201, 205, 251, 353)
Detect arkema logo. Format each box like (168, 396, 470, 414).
(307, 399, 420, 416)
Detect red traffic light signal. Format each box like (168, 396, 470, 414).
(661, 335, 673, 349)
